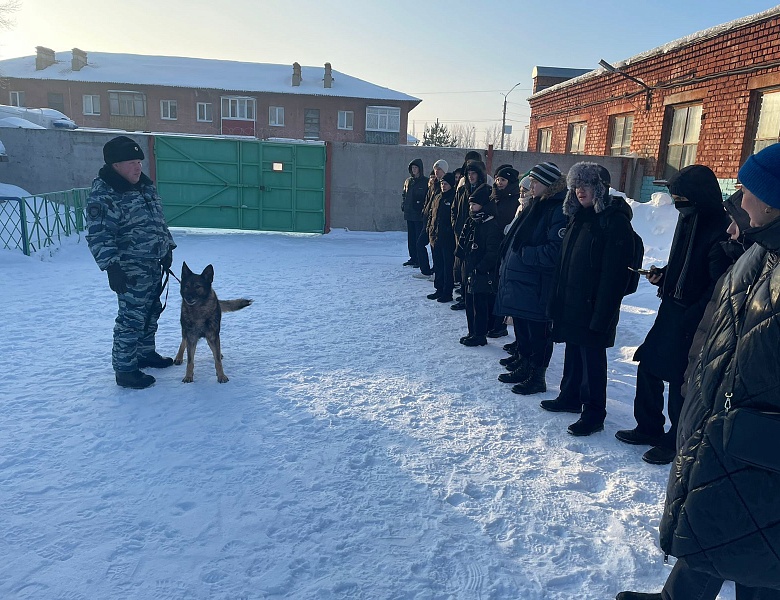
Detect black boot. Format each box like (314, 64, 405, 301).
(499, 353, 518, 367)
(138, 351, 174, 369)
(503, 341, 517, 354)
(450, 300, 466, 311)
(426, 291, 440, 300)
(540, 397, 581, 413)
(502, 355, 527, 371)
(510, 367, 546, 395)
(615, 592, 662, 600)
(486, 327, 508, 338)
(462, 336, 487, 347)
(567, 414, 605, 436)
(116, 370, 156, 389)
(498, 357, 530, 383)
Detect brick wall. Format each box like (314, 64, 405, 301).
(528, 11, 780, 183)
(1, 79, 414, 144)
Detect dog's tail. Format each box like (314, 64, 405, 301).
(220, 299, 253, 313)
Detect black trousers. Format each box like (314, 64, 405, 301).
(634, 363, 684, 449)
(513, 318, 553, 369)
(558, 343, 608, 422)
(465, 292, 494, 338)
(414, 223, 432, 273)
(406, 220, 427, 267)
(662, 557, 780, 600)
(431, 240, 454, 297)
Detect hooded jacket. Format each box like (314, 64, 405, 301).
(659, 216, 780, 588)
(548, 164, 636, 348)
(451, 160, 487, 239)
(632, 165, 731, 382)
(494, 175, 567, 320)
(490, 179, 521, 232)
(428, 181, 456, 248)
(402, 158, 427, 221)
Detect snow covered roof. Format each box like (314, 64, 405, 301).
(0, 51, 421, 104)
(529, 5, 780, 100)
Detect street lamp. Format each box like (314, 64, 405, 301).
(599, 59, 653, 111)
(501, 82, 523, 150)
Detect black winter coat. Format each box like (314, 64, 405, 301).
(402, 158, 427, 222)
(633, 167, 730, 381)
(494, 179, 568, 321)
(428, 185, 455, 248)
(549, 195, 635, 348)
(659, 217, 780, 589)
(490, 182, 520, 232)
(456, 196, 502, 295)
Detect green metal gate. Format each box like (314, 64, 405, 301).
(154, 136, 326, 233)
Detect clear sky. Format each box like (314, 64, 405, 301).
(1, 0, 778, 146)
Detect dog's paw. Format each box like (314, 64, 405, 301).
(217, 374, 229, 383)
(182, 375, 194, 383)
(173, 357, 183, 366)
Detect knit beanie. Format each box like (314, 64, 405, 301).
(519, 176, 532, 191)
(528, 162, 561, 187)
(464, 150, 482, 163)
(441, 172, 457, 188)
(433, 159, 449, 173)
(738, 143, 780, 209)
(496, 166, 520, 183)
(103, 135, 144, 165)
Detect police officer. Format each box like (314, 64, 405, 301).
(86, 136, 176, 389)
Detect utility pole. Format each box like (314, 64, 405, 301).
(500, 82, 523, 150)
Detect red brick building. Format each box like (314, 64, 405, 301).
(527, 6, 780, 200)
(0, 48, 421, 144)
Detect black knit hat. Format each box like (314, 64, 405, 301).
(103, 136, 144, 165)
(441, 172, 457, 188)
(528, 162, 561, 187)
(496, 166, 520, 184)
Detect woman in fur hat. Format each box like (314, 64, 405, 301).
(544, 162, 636, 436)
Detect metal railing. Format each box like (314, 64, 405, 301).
(0, 188, 90, 256)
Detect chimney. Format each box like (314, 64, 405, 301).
(323, 62, 333, 88)
(292, 62, 302, 87)
(35, 46, 56, 71)
(71, 48, 87, 71)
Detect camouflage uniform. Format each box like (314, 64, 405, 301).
(86, 166, 176, 373)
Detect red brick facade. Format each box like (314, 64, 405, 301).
(527, 9, 780, 180)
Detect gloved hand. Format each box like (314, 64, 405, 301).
(106, 263, 129, 294)
(161, 248, 173, 271)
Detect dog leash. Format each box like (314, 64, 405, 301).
(143, 265, 178, 334)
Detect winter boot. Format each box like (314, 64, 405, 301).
(642, 446, 676, 465)
(498, 357, 530, 383)
(499, 353, 519, 367)
(459, 335, 472, 344)
(615, 592, 662, 600)
(116, 370, 156, 389)
(510, 367, 547, 395)
(437, 295, 454, 303)
(402, 259, 416, 266)
(503, 341, 517, 354)
(486, 327, 508, 338)
(138, 351, 174, 369)
(615, 428, 664, 447)
(540, 397, 582, 413)
(503, 355, 527, 371)
(462, 336, 487, 347)
(567, 414, 605, 436)
(450, 300, 466, 311)
(426, 291, 440, 300)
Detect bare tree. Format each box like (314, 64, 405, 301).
(0, 0, 20, 30)
(482, 124, 501, 148)
(450, 124, 476, 149)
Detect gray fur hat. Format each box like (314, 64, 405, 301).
(564, 162, 610, 215)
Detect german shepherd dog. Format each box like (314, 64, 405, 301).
(174, 262, 252, 383)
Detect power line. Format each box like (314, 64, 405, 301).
(409, 88, 532, 95)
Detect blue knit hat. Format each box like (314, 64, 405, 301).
(738, 143, 780, 209)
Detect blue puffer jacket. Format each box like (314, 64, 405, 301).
(494, 177, 567, 321)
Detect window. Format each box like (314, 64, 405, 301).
(304, 108, 320, 139)
(269, 106, 284, 126)
(83, 95, 100, 115)
(753, 89, 780, 153)
(537, 128, 552, 153)
(663, 103, 702, 180)
(366, 106, 400, 132)
(609, 114, 634, 156)
(47, 93, 65, 113)
(568, 122, 587, 154)
(10, 91, 25, 107)
(221, 97, 256, 120)
(109, 91, 147, 117)
(338, 110, 354, 130)
(160, 100, 177, 120)
(196, 102, 212, 122)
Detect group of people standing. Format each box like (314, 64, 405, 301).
(403, 144, 780, 600)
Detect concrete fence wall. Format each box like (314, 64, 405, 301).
(0, 129, 646, 232)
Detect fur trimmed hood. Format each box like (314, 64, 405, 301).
(563, 162, 611, 216)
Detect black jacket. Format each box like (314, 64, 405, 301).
(428, 184, 455, 248)
(659, 217, 780, 588)
(456, 185, 501, 294)
(451, 161, 487, 239)
(549, 194, 635, 348)
(402, 158, 427, 222)
(490, 181, 520, 233)
(633, 166, 731, 381)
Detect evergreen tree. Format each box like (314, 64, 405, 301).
(422, 119, 458, 147)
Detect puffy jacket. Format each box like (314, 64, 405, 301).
(85, 166, 175, 270)
(494, 176, 567, 321)
(456, 184, 501, 294)
(549, 194, 635, 348)
(659, 217, 780, 589)
(402, 158, 427, 221)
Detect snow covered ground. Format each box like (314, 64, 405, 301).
(0, 195, 737, 599)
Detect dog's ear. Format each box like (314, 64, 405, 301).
(202, 264, 214, 283)
(181, 261, 192, 277)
